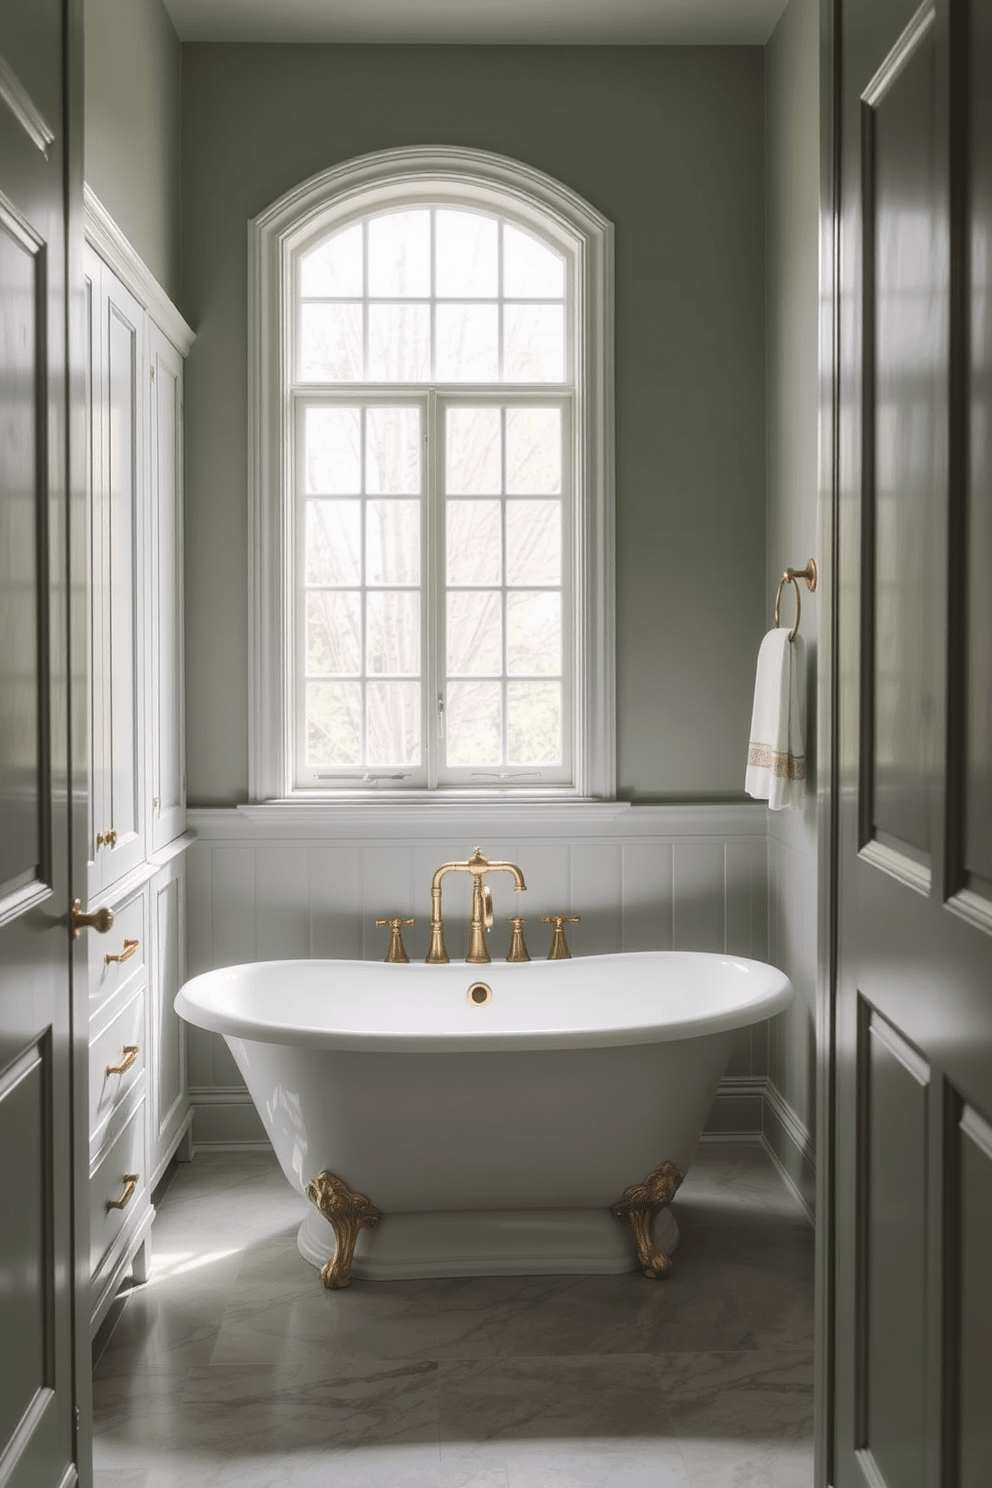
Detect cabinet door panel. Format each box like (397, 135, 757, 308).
(149, 324, 185, 851)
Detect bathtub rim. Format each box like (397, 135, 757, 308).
(176, 949, 793, 1054)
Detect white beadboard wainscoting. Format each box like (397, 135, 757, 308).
(184, 802, 813, 1218)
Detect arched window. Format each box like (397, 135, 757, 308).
(249, 147, 614, 801)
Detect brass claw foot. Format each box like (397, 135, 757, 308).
(305, 1171, 381, 1288)
(611, 1161, 684, 1278)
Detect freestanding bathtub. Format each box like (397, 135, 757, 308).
(176, 952, 792, 1283)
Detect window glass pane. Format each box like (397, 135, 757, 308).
(507, 680, 561, 764)
(306, 591, 362, 675)
(507, 592, 560, 676)
(368, 211, 430, 297)
(300, 224, 363, 297)
(447, 591, 502, 675)
(447, 681, 502, 766)
(367, 591, 420, 675)
(445, 407, 501, 493)
(367, 681, 420, 765)
(436, 304, 499, 382)
(368, 304, 430, 382)
(506, 500, 560, 585)
(504, 303, 565, 382)
(305, 500, 361, 586)
(446, 500, 501, 586)
(505, 407, 561, 494)
(436, 210, 498, 298)
(503, 224, 565, 298)
(305, 407, 362, 493)
(366, 501, 420, 586)
(299, 303, 363, 382)
(366, 407, 421, 493)
(307, 680, 362, 766)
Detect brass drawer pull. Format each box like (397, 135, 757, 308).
(105, 938, 139, 966)
(106, 1173, 139, 1211)
(105, 1044, 139, 1077)
(96, 828, 117, 848)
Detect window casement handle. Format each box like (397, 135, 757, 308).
(106, 1174, 139, 1212)
(105, 1045, 139, 1077)
(104, 938, 139, 966)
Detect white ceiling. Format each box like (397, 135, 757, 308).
(162, 0, 790, 46)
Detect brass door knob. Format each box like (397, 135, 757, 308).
(71, 899, 114, 939)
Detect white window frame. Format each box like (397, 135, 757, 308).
(248, 145, 615, 803)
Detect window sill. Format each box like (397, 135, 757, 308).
(235, 796, 632, 829)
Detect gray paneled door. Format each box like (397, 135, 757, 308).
(833, 0, 992, 1485)
(0, 3, 84, 1487)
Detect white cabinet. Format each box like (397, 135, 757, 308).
(84, 190, 195, 1335)
(86, 248, 147, 894)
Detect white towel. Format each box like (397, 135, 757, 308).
(745, 629, 806, 810)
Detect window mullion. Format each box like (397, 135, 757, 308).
(426, 389, 440, 789)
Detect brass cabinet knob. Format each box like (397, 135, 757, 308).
(105, 1045, 139, 1077)
(375, 917, 414, 963)
(96, 828, 117, 848)
(106, 1174, 139, 1212)
(542, 914, 580, 959)
(70, 899, 114, 939)
(105, 938, 139, 966)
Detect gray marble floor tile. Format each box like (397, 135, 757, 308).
(439, 1356, 690, 1487)
(93, 1284, 227, 1378)
(656, 1349, 815, 1488)
(210, 1244, 442, 1364)
(436, 1263, 757, 1360)
(682, 1225, 815, 1349)
(675, 1146, 811, 1229)
(93, 1471, 149, 1488)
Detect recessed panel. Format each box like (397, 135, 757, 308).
(963, 0, 992, 900)
(0, 1045, 49, 1450)
(106, 302, 139, 841)
(863, 1010, 929, 1488)
(863, 23, 942, 865)
(958, 1106, 992, 1486)
(0, 212, 44, 906)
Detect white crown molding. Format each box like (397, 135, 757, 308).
(84, 185, 195, 356)
(248, 145, 615, 803)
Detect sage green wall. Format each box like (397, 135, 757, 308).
(181, 44, 766, 806)
(84, 0, 182, 304)
(764, 0, 820, 1212)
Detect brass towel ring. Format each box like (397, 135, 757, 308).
(774, 559, 818, 642)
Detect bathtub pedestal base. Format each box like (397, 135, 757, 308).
(611, 1162, 685, 1278)
(304, 1171, 381, 1288)
(298, 1204, 679, 1282)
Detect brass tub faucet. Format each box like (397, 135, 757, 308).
(427, 847, 527, 964)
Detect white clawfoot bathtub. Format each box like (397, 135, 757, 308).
(176, 952, 792, 1281)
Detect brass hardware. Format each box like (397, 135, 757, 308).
(506, 916, 530, 962)
(375, 917, 414, 963)
(467, 980, 493, 1006)
(305, 1171, 381, 1289)
(426, 847, 527, 964)
(611, 1162, 685, 1278)
(70, 899, 114, 939)
(105, 1045, 139, 1077)
(105, 938, 139, 966)
(96, 828, 117, 848)
(774, 557, 818, 642)
(542, 914, 580, 959)
(106, 1173, 139, 1212)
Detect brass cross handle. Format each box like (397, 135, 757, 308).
(71, 899, 114, 938)
(106, 1045, 139, 1077)
(375, 917, 414, 963)
(542, 914, 580, 959)
(105, 938, 139, 966)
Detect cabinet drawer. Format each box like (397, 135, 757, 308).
(89, 886, 146, 1012)
(89, 989, 146, 1152)
(90, 1100, 147, 1280)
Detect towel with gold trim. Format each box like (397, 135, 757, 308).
(745, 628, 806, 811)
